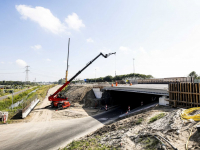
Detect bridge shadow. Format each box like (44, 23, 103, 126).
(72, 90, 161, 124)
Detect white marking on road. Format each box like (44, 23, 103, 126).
(98, 118, 108, 121)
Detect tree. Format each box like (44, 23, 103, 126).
(188, 71, 198, 79)
(104, 75, 113, 82)
(58, 78, 65, 84)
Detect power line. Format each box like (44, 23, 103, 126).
(0, 68, 24, 70)
(30, 72, 61, 78)
(25, 66, 30, 82)
(0, 72, 24, 74)
(133, 58, 135, 74)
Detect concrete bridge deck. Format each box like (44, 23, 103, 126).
(103, 84, 169, 96)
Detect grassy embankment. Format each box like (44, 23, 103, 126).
(148, 113, 165, 123)
(23, 84, 56, 107)
(63, 136, 117, 150)
(0, 84, 56, 123)
(0, 87, 38, 111)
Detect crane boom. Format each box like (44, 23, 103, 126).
(48, 52, 116, 103)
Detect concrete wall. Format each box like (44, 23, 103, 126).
(93, 88, 102, 99)
(22, 99, 40, 119)
(159, 96, 169, 106)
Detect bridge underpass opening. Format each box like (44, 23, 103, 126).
(103, 91, 160, 110)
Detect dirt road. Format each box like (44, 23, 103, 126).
(0, 85, 122, 150)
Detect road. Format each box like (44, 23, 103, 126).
(0, 88, 31, 101)
(0, 86, 124, 150)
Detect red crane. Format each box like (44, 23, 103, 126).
(48, 52, 116, 109)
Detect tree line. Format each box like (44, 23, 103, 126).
(188, 71, 200, 79)
(86, 73, 153, 82)
(0, 81, 37, 86)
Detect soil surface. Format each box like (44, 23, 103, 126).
(68, 105, 200, 150)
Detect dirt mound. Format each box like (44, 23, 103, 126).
(63, 85, 94, 103)
(58, 85, 98, 107)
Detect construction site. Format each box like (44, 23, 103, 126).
(1, 48, 200, 150)
(1, 1, 200, 150)
(1, 45, 200, 150)
(1, 72, 200, 150)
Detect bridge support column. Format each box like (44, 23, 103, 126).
(159, 96, 169, 106)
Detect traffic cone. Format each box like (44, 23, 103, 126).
(3, 115, 6, 124)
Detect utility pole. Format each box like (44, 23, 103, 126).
(133, 58, 135, 74)
(11, 85, 14, 110)
(12, 90, 13, 110)
(66, 38, 70, 83)
(133, 58, 135, 84)
(25, 66, 30, 82)
(115, 53, 116, 77)
(95, 69, 96, 83)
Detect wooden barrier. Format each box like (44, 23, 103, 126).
(167, 83, 200, 108)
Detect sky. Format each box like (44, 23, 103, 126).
(1, 0, 200, 82)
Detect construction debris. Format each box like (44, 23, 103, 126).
(66, 105, 200, 150)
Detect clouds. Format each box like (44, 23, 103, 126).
(16, 59, 27, 67)
(119, 46, 131, 54)
(86, 38, 94, 43)
(16, 5, 66, 34)
(31, 44, 42, 50)
(16, 5, 85, 34)
(46, 58, 51, 61)
(99, 47, 111, 53)
(65, 13, 85, 31)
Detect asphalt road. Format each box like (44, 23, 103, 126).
(0, 107, 125, 150)
(0, 88, 30, 101)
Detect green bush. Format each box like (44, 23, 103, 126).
(149, 113, 165, 123)
(64, 138, 117, 150)
(136, 118, 143, 125)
